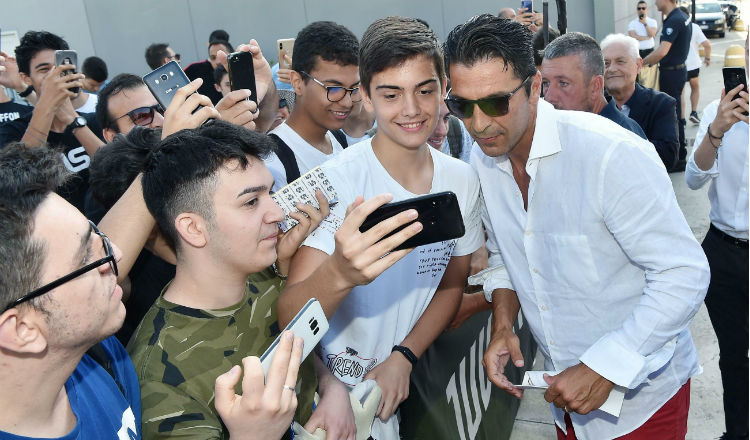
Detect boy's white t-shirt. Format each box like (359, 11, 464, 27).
(265, 122, 344, 192)
(303, 138, 483, 387)
(686, 23, 708, 71)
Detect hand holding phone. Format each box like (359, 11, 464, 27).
(228, 51, 258, 104)
(520, 0, 533, 13)
(722, 67, 748, 117)
(154, 75, 219, 139)
(54, 50, 80, 94)
(215, 333, 302, 440)
(277, 39, 295, 70)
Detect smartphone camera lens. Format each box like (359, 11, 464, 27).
(160, 74, 169, 81)
(279, 43, 283, 49)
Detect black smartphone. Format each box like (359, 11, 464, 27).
(359, 191, 465, 252)
(143, 60, 192, 111)
(723, 67, 748, 116)
(227, 51, 257, 104)
(54, 50, 79, 94)
(521, 0, 533, 12)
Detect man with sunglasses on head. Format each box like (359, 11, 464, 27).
(445, 15, 709, 440)
(0, 143, 141, 439)
(264, 21, 360, 191)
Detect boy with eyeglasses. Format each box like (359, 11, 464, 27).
(264, 21, 360, 191)
(446, 15, 708, 439)
(278, 17, 483, 438)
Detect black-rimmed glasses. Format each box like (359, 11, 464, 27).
(445, 76, 531, 119)
(111, 104, 163, 127)
(3, 221, 118, 312)
(300, 71, 362, 103)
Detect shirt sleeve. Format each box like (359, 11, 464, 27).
(579, 139, 710, 389)
(469, 190, 515, 301)
(0, 117, 26, 147)
(627, 20, 638, 32)
(686, 101, 720, 189)
(660, 15, 682, 44)
(139, 380, 223, 439)
(452, 167, 483, 257)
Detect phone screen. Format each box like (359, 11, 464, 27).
(521, 0, 533, 12)
(723, 67, 748, 116)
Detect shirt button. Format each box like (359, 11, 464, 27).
(549, 339, 555, 346)
(516, 191, 521, 197)
(533, 268, 539, 274)
(540, 304, 547, 311)
(525, 230, 531, 236)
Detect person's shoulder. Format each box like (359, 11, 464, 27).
(184, 60, 209, 74)
(647, 16, 657, 25)
(323, 137, 372, 170)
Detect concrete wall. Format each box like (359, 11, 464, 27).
(1, 0, 618, 79)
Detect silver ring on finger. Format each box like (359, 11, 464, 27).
(283, 384, 295, 392)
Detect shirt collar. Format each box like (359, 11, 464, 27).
(526, 99, 562, 179)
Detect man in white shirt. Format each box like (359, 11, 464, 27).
(445, 15, 709, 440)
(685, 35, 748, 440)
(264, 21, 360, 191)
(680, 6, 712, 124)
(279, 17, 483, 439)
(628, 1, 659, 59)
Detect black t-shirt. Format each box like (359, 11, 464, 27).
(0, 111, 103, 212)
(184, 60, 223, 105)
(660, 8, 692, 67)
(115, 249, 176, 345)
(0, 100, 32, 123)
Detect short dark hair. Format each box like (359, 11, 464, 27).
(292, 21, 359, 78)
(444, 14, 536, 96)
(96, 73, 146, 131)
(145, 43, 171, 70)
(141, 120, 274, 250)
(532, 27, 561, 67)
(213, 64, 228, 85)
(82, 56, 108, 82)
(90, 127, 162, 209)
(0, 144, 69, 312)
(209, 29, 229, 43)
(359, 16, 445, 94)
(208, 40, 233, 54)
(15, 31, 69, 75)
(543, 32, 603, 80)
(637, 1, 647, 5)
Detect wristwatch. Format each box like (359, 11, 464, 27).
(64, 116, 87, 136)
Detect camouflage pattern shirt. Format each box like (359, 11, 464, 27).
(127, 267, 316, 439)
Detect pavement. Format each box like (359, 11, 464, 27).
(508, 22, 749, 440)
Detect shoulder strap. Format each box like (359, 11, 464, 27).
(330, 129, 349, 149)
(86, 341, 126, 397)
(446, 116, 464, 159)
(269, 133, 301, 183)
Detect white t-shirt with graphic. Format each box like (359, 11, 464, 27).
(304, 139, 483, 386)
(265, 122, 345, 192)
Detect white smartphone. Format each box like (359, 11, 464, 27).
(260, 298, 328, 378)
(277, 38, 295, 69)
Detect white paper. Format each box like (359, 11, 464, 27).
(514, 370, 626, 417)
(271, 166, 338, 232)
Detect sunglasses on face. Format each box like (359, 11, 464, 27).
(445, 76, 531, 119)
(2, 221, 118, 313)
(300, 71, 362, 103)
(112, 104, 163, 127)
(637, 6, 646, 10)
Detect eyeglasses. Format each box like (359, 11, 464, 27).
(445, 76, 531, 119)
(3, 221, 118, 313)
(300, 71, 362, 103)
(637, 6, 646, 10)
(168, 53, 181, 62)
(112, 104, 163, 127)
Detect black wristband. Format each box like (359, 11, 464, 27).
(392, 345, 418, 366)
(18, 85, 34, 98)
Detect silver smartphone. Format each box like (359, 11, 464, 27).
(260, 298, 328, 379)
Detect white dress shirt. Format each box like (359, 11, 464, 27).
(686, 99, 749, 239)
(628, 17, 658, 50)
(472, 100, 709, 440)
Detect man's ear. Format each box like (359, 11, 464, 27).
(635, 57, 643, 74)
(441, 75, 448, 97)
(591, 75, 605, 98)
(0, 309, 48, 354)
(102, 127, 117, 143)
(174, 212, 209, 249)
(214, 83, 222, 93)
(19, 71, 32, 87)
(290, 71, 305, 96)
(528, 70, 543, 105)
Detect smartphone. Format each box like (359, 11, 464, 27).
(143, 60, 192, 111)
(54, 50, 79, 94)
(260, 298, 328, 379)
(277, 38, 295, 70)
(723, 67, 748, 116)
(521, 0, 533, 12)
(227, 51, 257, 104)
(359, 191, 465, 252)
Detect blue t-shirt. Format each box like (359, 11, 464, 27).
(0, 336, 141, 440)
(660, 7, 692, 67)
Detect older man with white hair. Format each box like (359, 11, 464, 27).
(602, 33, 680, 171)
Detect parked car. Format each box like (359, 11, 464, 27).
(693, 2, 728, 37)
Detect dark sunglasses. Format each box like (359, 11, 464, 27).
(2, 221, 118, 313)
(112, 104, 163, 127)
(637, 6, 646, 10)
(445, 76, 531, 119)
